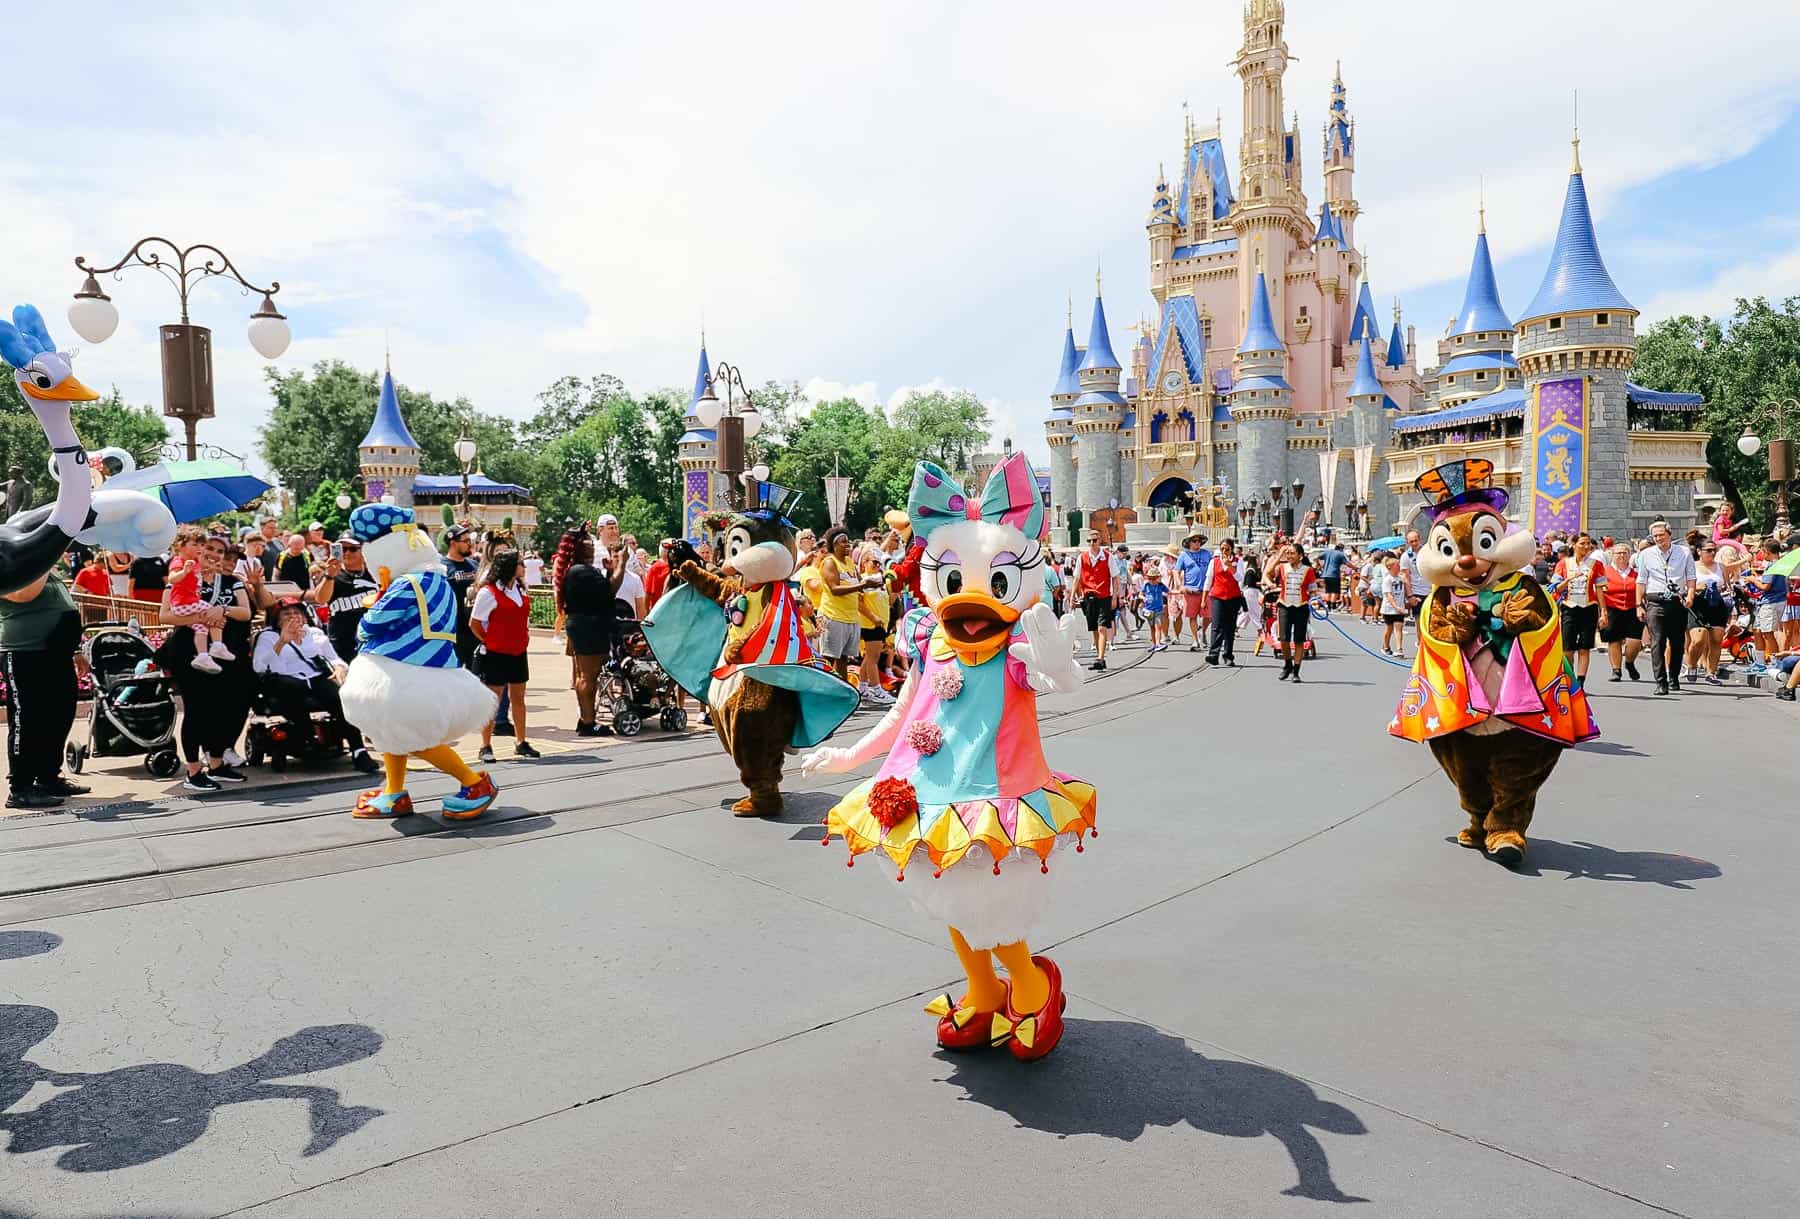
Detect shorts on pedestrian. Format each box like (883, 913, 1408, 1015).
(1380, 612, 1405, 626)
(477, 648, 530, 687)
(1600, 607, 1643, 643)
(1277, 603, 1310, 645)
(820, 617, 861, 660)
(1754, 603, 1783, 634)
(1081, 594, 1114, 631)
(1690, 595, 1729, 630)
(859, 626, 887, 644)
(1181, 591, 1206, 619)
(1560, 603, 1599, 652)
(1322, 576, 1342, 595)
(1362, 592, 1379, 608)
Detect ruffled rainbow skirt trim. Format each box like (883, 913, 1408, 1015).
(825, 772, 1097, 879)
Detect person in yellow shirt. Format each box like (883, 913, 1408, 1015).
(816, 527, 873, 680)
(855, 548, 895, 704)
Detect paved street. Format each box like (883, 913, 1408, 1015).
(0, 621, 1794, 1218)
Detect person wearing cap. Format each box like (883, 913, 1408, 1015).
(441, 525, 480, 668)
(308, 534, 379, 665)
(253, 597, 375, 773)
(305, 522, 330, 565)
(1174, 533, 1213, 652)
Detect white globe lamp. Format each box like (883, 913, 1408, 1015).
(694, 386, 723, 429)
(67, 277, 120, 344)
(335, 492, 353, 511)
(1738, 430, 1762, 457)
(740, 407, 763, 439)
(247, 294, 292, 360)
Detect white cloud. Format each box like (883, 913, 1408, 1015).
(1638, 243, 1800, 323)
(798, 378, 879, 407)
(5, 0, 1798, 489)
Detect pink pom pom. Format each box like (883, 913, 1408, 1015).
(904, 720, 944, 755)
(930, 667, 963, 700)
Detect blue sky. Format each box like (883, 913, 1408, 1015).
(6, 1, 1798, 480)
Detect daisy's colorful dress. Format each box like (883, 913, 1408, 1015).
(825, 607, 1096, 945)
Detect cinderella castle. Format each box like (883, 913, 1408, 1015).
(1044, 0, 1708, 546)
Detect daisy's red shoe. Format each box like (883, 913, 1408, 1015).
(990, 955, 1067, 1062)
(925, 985, 1009, 1051)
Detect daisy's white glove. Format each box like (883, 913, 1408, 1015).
(800, 746, 856, 776)
(1008, 602, 1083, 694)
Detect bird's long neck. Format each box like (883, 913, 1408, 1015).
(23, 377, 92, 537)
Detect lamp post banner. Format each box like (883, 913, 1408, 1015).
(823, 476, 851, 526)
(1317, 451, 1339, 520)
(1529, 376, 1588, 537)
(1353, 445, 1374, 502)
(683, 470, 711, 540)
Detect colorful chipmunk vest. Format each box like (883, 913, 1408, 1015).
(1389, 570, 1598, 745)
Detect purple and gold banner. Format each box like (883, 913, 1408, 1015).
(1529, 376, 1587, 537)
(683, 469, 712, 541)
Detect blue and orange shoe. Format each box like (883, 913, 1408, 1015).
(441, 773, 497, 821)
(353, 790, 414, 819)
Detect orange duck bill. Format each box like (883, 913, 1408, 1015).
(934, 591, 1020, 651)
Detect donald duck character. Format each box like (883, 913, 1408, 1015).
(803, 453, 1095, 1061)
(642, 482, 859, 816)
(1388, 458, 1597, 867)
(339, 504, 500, 820)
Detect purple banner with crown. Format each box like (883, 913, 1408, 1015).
(1529, 376, 1587, 537)
(683, 469, 711, 541)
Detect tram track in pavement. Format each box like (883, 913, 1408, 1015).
(0, 642, 1235, 910)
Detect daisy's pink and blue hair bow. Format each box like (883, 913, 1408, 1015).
(906, 452, 1045, 542)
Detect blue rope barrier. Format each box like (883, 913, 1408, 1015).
(1306, 597, 1412, 668)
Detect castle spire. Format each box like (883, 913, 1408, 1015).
(1518, 146, 1634, 323)
(1452, 223, 1511, 336)
(1348, 335, 1382, 398)
(1077, 277, 1121, 373)
(1570, 90, 1582, 172)
(1237, 272, 1285, 355)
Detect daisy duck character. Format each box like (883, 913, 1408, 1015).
(803, 453, 1095, 1061)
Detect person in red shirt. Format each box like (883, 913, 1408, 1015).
(1203, 538, 1244, 666)
(643, 539, 673, 609)
(1073, 531, 1118, 671)
(1263, 542, 1319, 682)
(1598, 541, 1643, 682)
(1551, 532, 1607, 690)
(71, 549, 113, 625)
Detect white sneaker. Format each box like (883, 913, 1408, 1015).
(190, 653, 222, 675)
(209, 641, 237, 661)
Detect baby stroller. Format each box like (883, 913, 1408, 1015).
(605, 618, 688, 737)
(67, 625, 182, 779)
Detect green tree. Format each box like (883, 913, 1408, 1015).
(291, 477, 351, 537)
(1634, 297, 1800, 529)
(769, 397, 889, 532)
(889, 388, 990, 472)
(0, 379, 168, 511)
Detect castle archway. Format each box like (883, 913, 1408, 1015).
(1146, 477, 1193, 508)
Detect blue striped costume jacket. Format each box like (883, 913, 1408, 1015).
(356, 570, 461, 669)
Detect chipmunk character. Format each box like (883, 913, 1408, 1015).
(642, 484, 858, 816)
(803, 453, 1094, 1062)
(1388, 459, 1597, 866)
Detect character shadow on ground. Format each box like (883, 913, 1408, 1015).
(1518, 839, 1721, 889)
(939, 1017, 1368, 1204)
(1575, 740, 1649, 758)
(0, 930, 60, 961)
(0, 936, 384, 1172)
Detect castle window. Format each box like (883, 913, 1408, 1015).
(1475, 371, 1486, 382)
(1548, 317, 1563, 331)
(1149, 412, 1167, 443)
(1595, 313, 1610, 326)
(1299, 305, 1309, 318)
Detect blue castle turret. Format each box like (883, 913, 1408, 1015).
(359, 364, 420, 508)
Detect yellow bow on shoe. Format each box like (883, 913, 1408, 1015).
(923, 994, 978, 1029)
(989, 1010, 1037, 1050)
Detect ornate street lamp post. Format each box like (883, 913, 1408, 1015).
(693, 361, 764, 511)
(455, 426, 478, 522)
(66, 238, 290, 460)
(1737, 397, 1800, 535)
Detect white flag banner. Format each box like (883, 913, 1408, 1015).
(823, 476, 852, 526)
(1318, 451, 1339, 518)
(1354, 445, 1374, 501)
